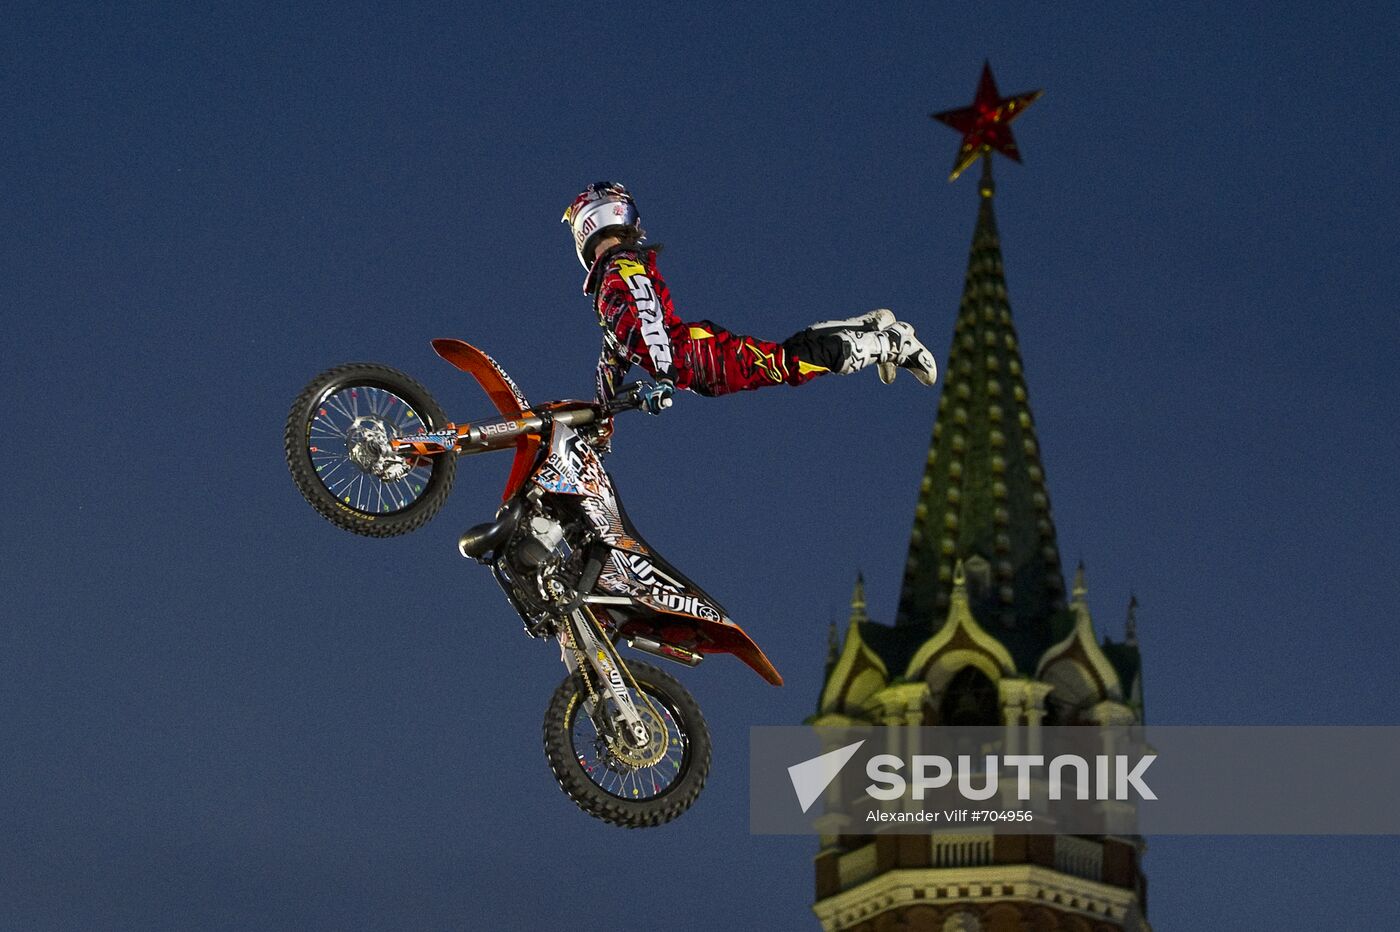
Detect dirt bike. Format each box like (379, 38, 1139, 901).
(284, 338, 782, 828)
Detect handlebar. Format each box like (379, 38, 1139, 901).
(600, 381, 674, 416)
(603, 382, 646, 415)
(606, 380, 674, 416)
(396, 382, 671, 459)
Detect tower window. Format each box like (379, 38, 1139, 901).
(936, 666, 1001, 726)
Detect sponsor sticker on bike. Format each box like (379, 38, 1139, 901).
(643, 591, 722, 622)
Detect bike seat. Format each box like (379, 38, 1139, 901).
(458, 498, 524, 561)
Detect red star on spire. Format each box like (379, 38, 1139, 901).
(932, 62, 1043, 181)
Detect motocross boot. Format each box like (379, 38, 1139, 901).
(821, 325, 934, 386)
(880, 321, 938, 386)
(806, 308, 896, 334)
(824, 328, 900, 376)
(806, 309, 899, 382)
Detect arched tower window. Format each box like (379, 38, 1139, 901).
(938, 666, 1001, 726)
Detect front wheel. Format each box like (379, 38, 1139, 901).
(285, 363, 456, 537)
(543, 661, 711, 828)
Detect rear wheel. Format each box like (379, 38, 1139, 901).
(543, 661, 710, 828)
(285, 363, 456, 537)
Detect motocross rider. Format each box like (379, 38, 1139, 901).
(562, 182, 938, 421)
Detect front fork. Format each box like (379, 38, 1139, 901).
(557, 608, 651, 750)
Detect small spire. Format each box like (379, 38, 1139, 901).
(1072, 560, 1087, 604)
(826, 619, 840, 665)
(849, 572, 869, 625)
(952, 559, 968, 598)
(979, 152, 995, 199)
(1125, 594, 1139, 646)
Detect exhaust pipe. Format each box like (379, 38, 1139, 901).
(626, 636, 703, 668)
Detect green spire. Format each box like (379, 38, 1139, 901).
(896, 157, 1066, 643)
(820, 573, 868, 698)
(849, 572, 870, 625)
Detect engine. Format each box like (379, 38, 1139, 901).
(508, 513, 566, 571)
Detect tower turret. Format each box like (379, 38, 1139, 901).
(811, 64, 1152, 931)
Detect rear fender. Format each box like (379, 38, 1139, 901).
(694, 616, 783, 686)
(621, 608, 783, 686)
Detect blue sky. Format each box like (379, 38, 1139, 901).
(4, 2, 1399, 928)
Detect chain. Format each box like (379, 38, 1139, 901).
(559, 610, 599, 713)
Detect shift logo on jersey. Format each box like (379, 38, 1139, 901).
(615, 259, 673, 374)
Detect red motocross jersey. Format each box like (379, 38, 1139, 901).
(588, 246, 829, 402)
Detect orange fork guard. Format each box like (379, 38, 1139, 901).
(431, 338, 541, 503)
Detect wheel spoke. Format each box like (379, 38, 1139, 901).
(325, 393, 355, 422)
(569, 683, 687, 802)
(305, 382, 434, 517)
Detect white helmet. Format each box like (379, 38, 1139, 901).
(561, 181, 641, 270)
